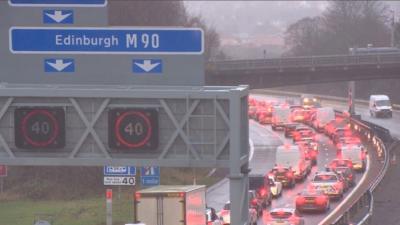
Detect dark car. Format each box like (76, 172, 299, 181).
(292, 126, 315, 143)
(249, 190, 263, 217)
(326, 159, 354, 171)
(270, 166, 296, 188)
(249, 174, 272, 208)
(284, 123, 298, 138)
(297, 141, 319, 166)
(332, 166, 355, 187)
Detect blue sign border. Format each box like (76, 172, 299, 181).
(8, 0, 107, 7)
(9, 27, 204, 55)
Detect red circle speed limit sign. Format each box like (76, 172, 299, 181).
(14, 107, 65, 149)
(108, 108, 158, 150)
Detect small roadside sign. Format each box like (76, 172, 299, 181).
(141, 176, 160, 186)
(104, 176, 135, 186)
(0, 165, 7, 177)
(104, 166, 136, 176)
(140, 166, 160, 187)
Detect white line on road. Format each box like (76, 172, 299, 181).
(249, 138, 255, 161)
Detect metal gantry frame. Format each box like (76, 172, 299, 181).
(0, 84, 250, 225)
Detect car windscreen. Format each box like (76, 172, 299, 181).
(270, 211, 293, 219)
(313, 174, 338, 182)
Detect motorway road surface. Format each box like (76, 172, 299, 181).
(206, 94, 374, 225)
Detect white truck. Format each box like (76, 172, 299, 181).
(369, 95, 392, 118)
(134, 185, 206, 225)
(312, 107, 335, 132)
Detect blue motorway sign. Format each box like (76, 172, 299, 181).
(10, 27, 204, 55)
(104, 166, 136, 176)
(133, 59, 162, 73)
(44, 58, 75, 72)
(43, 10, 74, 24)
(9, 0, 107, 6)
(141, 166, 160, 176)
(141, 177, 160, 186)
(140, 166, 160, 187)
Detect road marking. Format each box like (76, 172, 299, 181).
(318, 155, 370, 225)
(249, 138, 255, 161)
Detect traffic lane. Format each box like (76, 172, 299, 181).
(256, 132, 365, 225)
(318, 101, 400, 139)
(251, 93, 400, 139)
(206, 120, 283, 211)
(249, 120, 284, 175)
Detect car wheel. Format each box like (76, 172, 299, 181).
(325, 203, 330, 212)
(290, 180, 296, 188)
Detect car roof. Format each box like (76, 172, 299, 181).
(315, 171, 337, 176)
(270, 208, 295, 213)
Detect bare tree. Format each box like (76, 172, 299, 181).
(284, 1, 391, 56)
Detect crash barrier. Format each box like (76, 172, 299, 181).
(330, 116, 394, 225)
(251, 89, 400, 110)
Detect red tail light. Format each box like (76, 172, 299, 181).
(361, 151, 366, 160)
(286, 171, 294, 178)
(315, 196, 327, 205)
(220, 210, 229, 216)
(296, 196, 306, 205)
(251, 199, 258, 206)
(135, 193, 141, 200)
(259, 188, 267, 197)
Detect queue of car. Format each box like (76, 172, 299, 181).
(217, 96, 368, 225)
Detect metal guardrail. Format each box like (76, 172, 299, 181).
(251, 89, 400, 110)
(329, 116, 393, 225)
(209, 53, 400, 72)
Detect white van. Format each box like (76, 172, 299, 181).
(369, 95, 392, 118)
(340, 144, 367, 172)
(275, 145, 311, 181)
(312, 107, 335, 132)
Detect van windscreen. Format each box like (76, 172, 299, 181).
(376, 100, 391, 107)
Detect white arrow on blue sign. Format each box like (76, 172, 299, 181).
(44, 58, 75, 72)
(9, 0, 107, 7)
(43, 10, 74, 24)
(141, 166, 160, 176)
(133, 59, 162, 73)
(10, 27, 204, 55)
